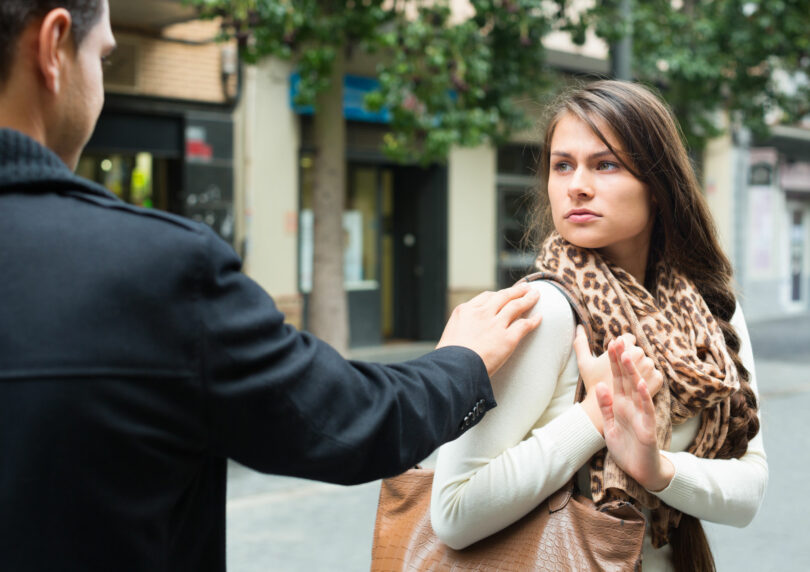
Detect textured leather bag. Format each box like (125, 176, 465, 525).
(371, 467, 645, 571)
(371, 282, 646, 571)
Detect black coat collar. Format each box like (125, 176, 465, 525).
(0, 128, 116, 200)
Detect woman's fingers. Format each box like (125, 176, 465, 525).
(618, 333, 636, 347)
(636, 378, 656, 419)
(595, 382, 614, 431)
(608, 340, 624, 397)
(572, 325, 594, 370)
(620, 351, 642, 397)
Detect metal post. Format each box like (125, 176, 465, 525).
(611, 0, 633, 80)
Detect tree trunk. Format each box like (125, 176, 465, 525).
(309, 47, 349, 354)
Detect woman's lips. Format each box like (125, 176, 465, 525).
(565, 209, 599, 223)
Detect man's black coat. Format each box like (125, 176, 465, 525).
(0, 129, 494, 571)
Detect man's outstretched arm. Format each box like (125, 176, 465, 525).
(199, 228, 541, 484)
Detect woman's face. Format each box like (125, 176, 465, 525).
(547, 113, 654, 273)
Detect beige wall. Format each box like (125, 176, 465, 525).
(237, 58, 302, 326)
(703, 131, 735, 260)
(106, 20, 234, 103)
(448, 145, 497, 298)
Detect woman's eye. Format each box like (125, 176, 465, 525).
(552, 162, 572, 173)
(597, 161, 618, 171)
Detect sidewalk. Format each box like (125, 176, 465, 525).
(746, 311, 810, 365)
(347, 341, 438, 364)
(226, 313, 810, 571)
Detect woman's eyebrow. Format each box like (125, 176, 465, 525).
(550, 149, 615, 160)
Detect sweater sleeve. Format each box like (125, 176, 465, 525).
(430, 281, 605, 550)
(652, 303, 768, 527)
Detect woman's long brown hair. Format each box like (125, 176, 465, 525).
(529, 80, 760, 571)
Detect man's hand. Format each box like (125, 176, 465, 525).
(436, 283, 542, 376)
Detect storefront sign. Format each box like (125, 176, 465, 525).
(290, 73, 391, 124)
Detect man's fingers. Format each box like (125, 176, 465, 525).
(506, 313, 543, 342)
(466, 289, 495, 307)
(497, 286, 540, 325)
(486, 282, 532, 312)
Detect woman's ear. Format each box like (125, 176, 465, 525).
(37, 9, 73, 94)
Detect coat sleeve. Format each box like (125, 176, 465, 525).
(196, 228, 495, 485)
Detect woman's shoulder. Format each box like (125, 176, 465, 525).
(729, 299, 747, 330)
(524, 279, 578, 325)
(503, 279, 577, 367)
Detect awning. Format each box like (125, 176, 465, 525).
(109, 0, 198, 31)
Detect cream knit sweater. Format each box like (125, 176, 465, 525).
(431, 281, 768, 571)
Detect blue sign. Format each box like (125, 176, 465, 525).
(290, 73, 391, 124)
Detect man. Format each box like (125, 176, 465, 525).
(0, 1, 542, 570)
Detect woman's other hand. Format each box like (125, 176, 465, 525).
(576, 328, 663, 435)
(594, 346, 675, 491)
(574, 326, 663, 396)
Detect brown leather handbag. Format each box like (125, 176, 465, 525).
(371, 278, 646, 571)
(371, 467, 645, 571)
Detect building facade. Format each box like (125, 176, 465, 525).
(734, 128, 810, 320)
(234, 26, 609, 346)
(98, 1, 803, 350)
(83, 2, 240, 255)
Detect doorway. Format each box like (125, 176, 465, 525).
(299, 159, 447, 346)
(388, 165, 447, 341)
(349, 162, 447, 344)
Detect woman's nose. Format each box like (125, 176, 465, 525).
(567, 168, 594, 200)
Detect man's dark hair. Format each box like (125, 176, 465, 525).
(0, 0, 102, 84)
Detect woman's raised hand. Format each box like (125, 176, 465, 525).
(575, 328, 664, 435)
(573, 327, 663, 397)
(594, 347, 674, 491)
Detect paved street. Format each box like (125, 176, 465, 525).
(226, 314, 810, 571)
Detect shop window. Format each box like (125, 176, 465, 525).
(496, 144, 540, 288)
(749, 162, 773, 186)
(299, 154, 383, 293)
(76, 152, 176, 211)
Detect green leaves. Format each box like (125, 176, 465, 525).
(187, 0, 565, 164)
(187, 0, 809, 158)
(572, 0, 810, 150)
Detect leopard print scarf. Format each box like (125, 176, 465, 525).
(531, 232, 740, 547)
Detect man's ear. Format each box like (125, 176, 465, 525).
(37, 9, 74, 94)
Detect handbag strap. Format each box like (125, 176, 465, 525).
(518, 271, 595, 403)
(547, 485, 573, 513)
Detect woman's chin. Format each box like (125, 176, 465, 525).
(556, 231, 604, 250)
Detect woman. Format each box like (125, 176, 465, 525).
(430, 81, 768, 570)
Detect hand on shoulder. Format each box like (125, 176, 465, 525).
(436, 282, 543, 376)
